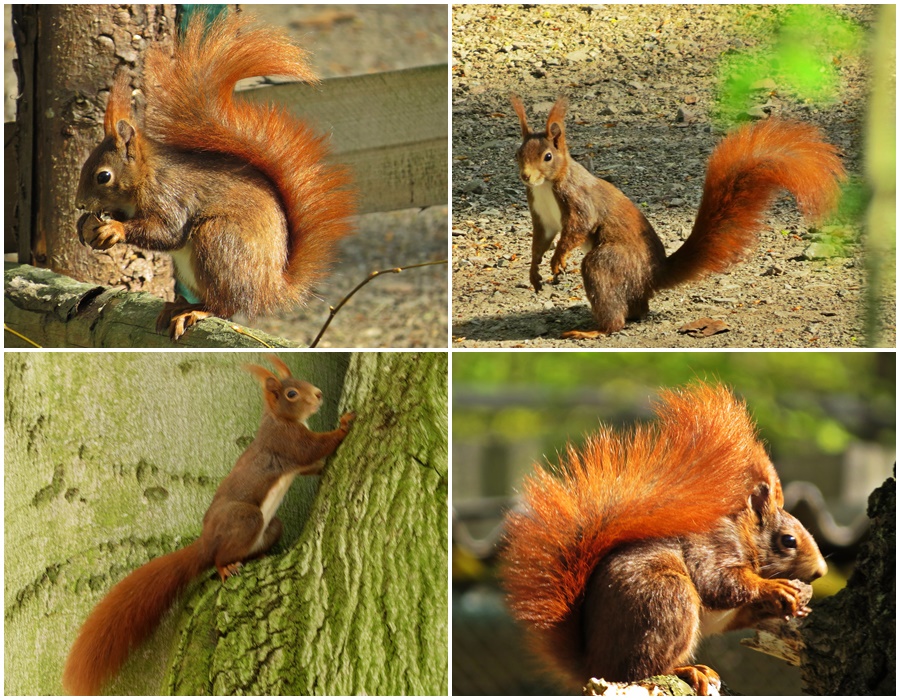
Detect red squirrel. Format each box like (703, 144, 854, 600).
(501, 382, 827, 695)
(76, 13, 355, 339)
(510, 96, 847, 338)
(62, 355, 354, 695)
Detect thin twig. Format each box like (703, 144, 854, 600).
(4, 324, 42, 348)
(309, 259, 448, 348)
(230, 325, 274, 348)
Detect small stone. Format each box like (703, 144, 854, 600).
(802, 242, 841, 260)
(746, 105, 769, 119)
(566, 49, 590, 62)
(461, 179, 485, 195)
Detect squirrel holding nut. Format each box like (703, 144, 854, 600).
(510, 96, 846, 338)
(501, 382, 826, 694)
(76, 12, 355, 339)
(62, 355, 354, 695)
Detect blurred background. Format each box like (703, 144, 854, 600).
(452, 351, 895, 695)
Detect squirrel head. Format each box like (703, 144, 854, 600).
(75, 70, 145, 219)
(746, 481, 828, 582)
(244, 354, 324, 424)
(511, 95, 570, 187)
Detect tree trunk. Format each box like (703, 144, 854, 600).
(801, 471, 895, 694)
(11, 4, 176, 295)
(5, 352, 447, 694)
(170, 352, 449, 694)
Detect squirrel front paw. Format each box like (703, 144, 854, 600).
(78, 213, 125, 250)
(759, 578, 811, 619)
(340, 412, 356, 431)
(529, 267, 543, 293)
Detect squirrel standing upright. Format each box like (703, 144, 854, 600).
(62, 355, 355, 695)
(501, 383, 827, 695)
(76, 12, 355, 339)
(510, 96, 847, 338)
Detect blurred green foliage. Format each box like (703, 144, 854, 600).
(453, 352, 895, 463)
(716, 5, 865, 125)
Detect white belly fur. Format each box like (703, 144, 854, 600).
(253, 472, 297, 551)
(531, 181, 562, 243)
(170, 244, 200, 296)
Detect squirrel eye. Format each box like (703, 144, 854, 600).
(285, 389, 299, 400)
(780, 534, 797, 549)
(96, 170, 112, 185)
(543, 152, 553, 162)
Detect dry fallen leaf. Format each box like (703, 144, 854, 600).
(678, 318, 730, 337)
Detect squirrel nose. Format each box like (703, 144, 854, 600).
(812, 552, 828, 581)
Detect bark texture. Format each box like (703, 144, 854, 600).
(169, 352, 449, 694)
(802, 471, 895, 694)
(12, 4, 176, 294)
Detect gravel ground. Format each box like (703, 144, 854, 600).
(451, 4, 893, 348)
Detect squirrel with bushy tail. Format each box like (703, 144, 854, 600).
(511, 96, 846, 338)
(62, 355, 355, 695)
(76, 12, 355, 339)
(501, 383, 827, 694)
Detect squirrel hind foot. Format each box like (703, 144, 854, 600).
(671, 664, 722, 696)
(216, 562, 242, 582)
(562, 329, 607, 340)
(156, 299, 216, 340)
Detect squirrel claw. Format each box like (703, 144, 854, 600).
(156, 300, 215, 340)
(672, 664, 722, 696)
(78, 213, 125, 250)
(340, 412, 356, 430)
(217, 562, 242, 582)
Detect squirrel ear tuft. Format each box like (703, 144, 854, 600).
(104, 69, 134, 135)
(749, 481, 772, 518)
(244, 364, 275, 385)
(546, 97, 568, 129)
(265, 354, 293, 379)
(546, 98, 567, 150)
(510, 94, 531, 138)
(244, 364, 281, 412)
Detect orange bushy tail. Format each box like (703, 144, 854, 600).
(657, 120, 846, 289)
(62, 540, 212, 695)
(143, 12, 355, 310)
(500, 383, 778, 682)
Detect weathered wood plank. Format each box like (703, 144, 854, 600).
(242, 64, 448, 213)
(4, 263, 298, 348)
